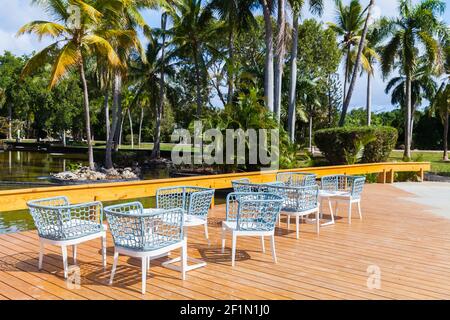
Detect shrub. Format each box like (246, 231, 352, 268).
(314, 126, 398, 165)
(361, 126, 398, 163)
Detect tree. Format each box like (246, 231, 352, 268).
(340, 0, 375, 126)
(18, 0, 121, 170)
(168, 0, 222, 117)
(385, 60, 437, 146)
(208, 0, 256, 105)
(287, 0, 324, 142)
(287, 19, 341, 142)
(329, 0, 366, 106)
(380, 0, 446, 159)
(259, 0, 275, 112)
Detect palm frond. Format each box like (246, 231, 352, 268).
(49, 42, 81, 88)
(20, 42, 60, 79)
(17, 21, 67, 40)
(83, 34, 121, 68)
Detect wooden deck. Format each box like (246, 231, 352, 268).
(0, 183, 449, 300)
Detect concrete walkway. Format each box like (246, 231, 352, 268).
(393, 182, 450, 219)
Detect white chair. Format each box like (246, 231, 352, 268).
(221, 192, 284, 266)
(321, 175, 366, 224)
(27, 196, 106, 278)
(105, 202, 187, 295)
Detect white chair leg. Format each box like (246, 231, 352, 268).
(316, 210, 320, 234)
(147, 257, 150, 271)
(61, 245, 68, 279)
(38, 241, 44, 270)
(101, 235, 107, 268)
(277, 213, 281, 227)
(109, 250, 119, 285)
(348, 202, 352, 224)
(204, 222, 210, 245)
(181, 238, 187, 280)
(334, 201, 339, 217)
(328, 200, 335, 224)
(141, 257, 147, 295)
(221, 226, 226, 254)
(295, 215, 300, 239)
(72, 245, 77, 264)
(357, 201, 362, 220)
(287, 215, 290, 230)
(260, 236, 265, 253)
(270, 235, 277, 264)
(231, 233, 237, 267)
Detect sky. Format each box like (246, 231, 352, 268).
(1, 0, 449, 113)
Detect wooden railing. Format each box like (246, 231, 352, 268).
(0, 162, 430, 212)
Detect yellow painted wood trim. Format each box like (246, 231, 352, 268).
(0, 162, 431, 212)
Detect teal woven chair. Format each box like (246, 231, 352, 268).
(27, 197, 106, 278)
(320, 175, 366, 224)
(267, 184, 320, 238)
(222, 192, 284, 266)
(105, 202, 187, 294)
(156, 186, 214, 244)
(276, 172, 317, 187)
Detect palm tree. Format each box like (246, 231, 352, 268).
(207, 0, 256, 105)
(380, 0, 446, 159)
(259, 0, 275, 112)
(18, 0, 120, 170)
(340, 0, 375, 126)
(287, 0, 323, 142)
(274, 0, 286, 123)
(103, 0, 153, 169)
(329, 0, 366, 105)
(385, 60, 437, 148)
(430, 35, 449, 160)
(167, 0, 222, 117)
(362, 24, 383, 125)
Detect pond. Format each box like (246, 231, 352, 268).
(0, 150, 227, 235)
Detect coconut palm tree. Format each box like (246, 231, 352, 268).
(207, 0, 257, 105)
(274, 0, 286, 123)
(167, 0, 222, 117)
(328, 0, 366, 105)
(259, 0, 275, 113)
(287, 0, 324, 142)
(385, 60, 437, 148)
(340, 0, 375, 127)
(18, 0, 121, 170)
(380, 0, 446, 159)
(103, 0, 154, 169)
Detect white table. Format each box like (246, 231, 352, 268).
(143, 209, 207, 272)
(318, 190, 351, 226)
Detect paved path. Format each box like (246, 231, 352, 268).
(393, 182, 450, 219)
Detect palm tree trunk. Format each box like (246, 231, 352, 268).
(104, 90, 110, 141)
(287, 10, 299, 142)
(152, 12, 167, 160)
(119, 113, 125, 147)
(7, 102, 12, 140)
(309, 115, 313, 153)
(404, 75, 412, 159)
(79, 60, 95, 170)
(274, 0, 286, 123)
(138, 106, 144, 148)
(340, 0, 375, 127)
(261, 0, 274, 113)
(105, 71, 122, 169)
(113, 74, 123, 152)
(366, 73, 372, 126)
(343, 47, 351, 104)
(444, 106, 449, 161)
(194, 45, 203, 117)
(127, 108, 134, 149)
(227, 27, 235, 105)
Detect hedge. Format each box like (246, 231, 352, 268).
(314, 126, 398, 165)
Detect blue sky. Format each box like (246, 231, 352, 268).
(1, 0, 449, 112)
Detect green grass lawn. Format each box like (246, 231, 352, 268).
(389, 150, 450, 174)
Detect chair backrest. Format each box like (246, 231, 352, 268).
(226, 192, 284, 232)
(276, 172, 317, 187)
(156, 186, 214, 218)
(105, 202, 184, 252)
(321, 175, 366, 198)
(267, 184, 319, 213)
(231, 180, 277, 193)
(27, 196, 103, 241)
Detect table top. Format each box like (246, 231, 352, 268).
(319, 190, 351, 197)
(143, 209, 205, 227)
